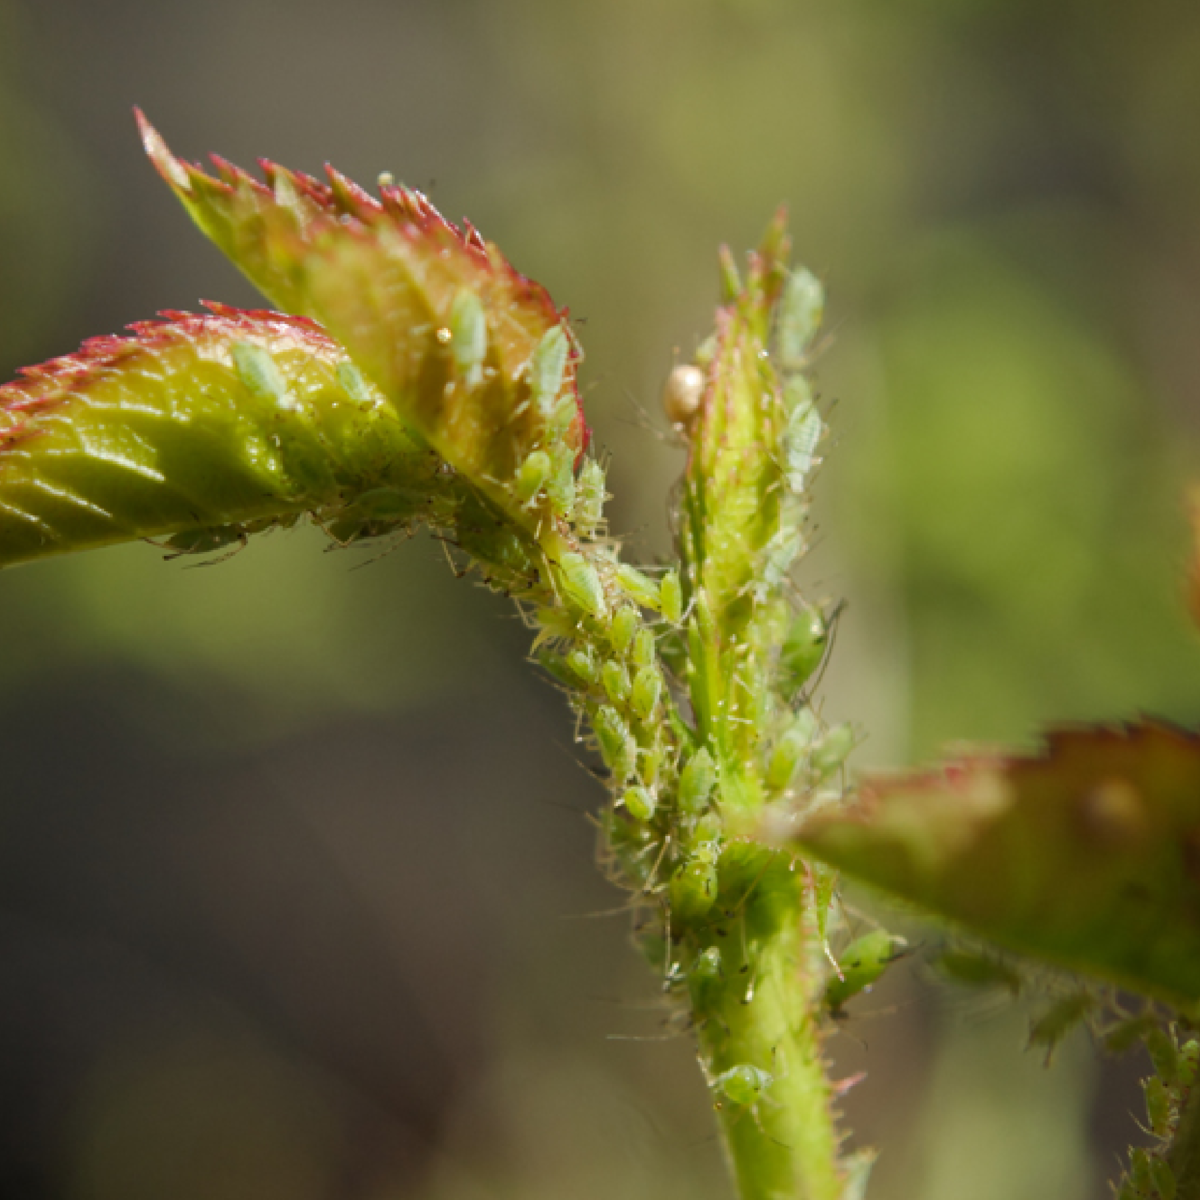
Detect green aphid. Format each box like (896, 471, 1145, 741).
(631, 665, 662, 720)
(602, 659, 631, 705)
(776, 267, 824, 371)
(713, 1063, 773, 1109)
(575, 459, 606, 536)
(610, 606, 639, 654)
(825, 929, 898, 1015)
(1028, 992, 1097, 1062)
(811, 723, 855, 782)
(761, 528, 803, 591)
(231, 341, 289, 405)
(679, 747, 717, 815)
(670, 856, 718, 920)
(1105, 1013, 1162, 1056)
(545, 442, 576, 515)
(566, 645, 600, 687)
(1147, 1027, 1181, 1087)
(448, 289, 488, 384)
(1129, 1150, 1156, 1199)
(783, 402, 823, 492)
(515, 449, 552, 506)
(558, 551, 607, 619)
(529, 324, 570, 418)
(688, 945, 723, 1009)
(162, 524, 248, 559)
(537, 650, 577, 690)
(632, 626, 657, 671)
(660, 570, 683, 624)
(535, 605, 579, 642)
(1151, 1160, 1177, 1200)
(335, 359, 380, 406)
(1144, 1076, 1174, 1140)
(780, 606, 828, 698)
(623, 785, 655, 823)
(936, 950, 1023, 997)
(766, 713, 817, 791)
(593, 704, 635, 780)
(1180, 1040, 1199, 1089)
(616, 564, 662, 612)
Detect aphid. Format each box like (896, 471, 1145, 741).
(1150, 1160, 1178, 1200)
(761, 527, 802, 591)
(1027, 992, 1097, 1064)
(631, 665, 662, 721)
(557, 551, 607, 619)
(623, 785, 656, 823)
(515, 449, 552, 506)
(825, 929, 899, 1016)
(448, 288, 488, 385)
(593, 704, 635, 781)
(610, 606, 639, 654)
(231, 341, 289, 406)
(679, 747, 717, 815)
(935, 949, 1023, 997)
(616, 564, 663, 612)
(575, 459, 606, 535)
(810, 723, 855, 782)
(779, 606, 828, 698)
(713, 1063, 774, 1109)
(765, 711, 817, 791)
(566, 645, 600, 687)
(632, 627, 657, 671)
(335, 359, 380, 406)
(688, 945, 724, 1009)
(161, 524, 248, 560)
(662, 364, 705, 426)
(660, 570, 683, 624)
(670, 846, 720, 920)
(1143, 1076, 1174, 1140)
(1105, 1012, 1162, 1056)
(1146, 1027, 1182, 1087)
(1127, 1150, 1156, 1200)
(602, 659, 631, 705)
(529, 324, 570, 418)
(783, 401, 823, 492)
(776, 267, 824, 372)
(1180, 1040, 1199, 1089)
(545, 442, 576, 515)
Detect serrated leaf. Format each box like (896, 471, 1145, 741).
(0, 305, 454, 565)
(775, 721, 1200, 1006)
(137, 112, 589, 524)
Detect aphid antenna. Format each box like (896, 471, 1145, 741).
(179, 532, 251, 567)
(559, 900, 642, 921)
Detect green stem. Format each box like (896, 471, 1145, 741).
(703, 926, 841, 1198)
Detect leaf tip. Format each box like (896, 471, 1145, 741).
(135, 108, 192, 194)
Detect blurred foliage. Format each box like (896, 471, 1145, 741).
(1, 0, 1199, 1197)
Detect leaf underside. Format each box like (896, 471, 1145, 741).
(0, 305, 463, 565)
(779, 721, 1200, 1006)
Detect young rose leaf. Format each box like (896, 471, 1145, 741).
(138, 112, 589, 526)
(773, 721, 1200, 1006)
(0, 305, 464, 565)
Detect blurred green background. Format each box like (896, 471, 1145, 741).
(1, 1, 1198, 1197)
